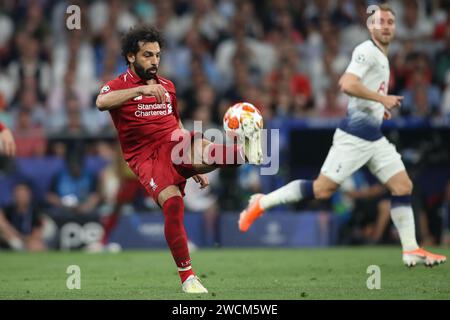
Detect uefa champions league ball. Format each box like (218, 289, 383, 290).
(223, 102, 263, 139)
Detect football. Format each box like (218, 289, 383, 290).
(223, 102, 263, 139)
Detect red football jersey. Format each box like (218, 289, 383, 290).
(99, 68, 181, 168)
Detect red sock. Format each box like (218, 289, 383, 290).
(101, 213, 120, 245)
(162, 196, 194, 283)
(207, 144, 245, 167)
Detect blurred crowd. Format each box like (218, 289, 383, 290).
(1, 0, 450, 250)
(1, 0, 450, 139)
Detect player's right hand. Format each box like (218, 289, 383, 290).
(139, 84, 167, 102)
(193, 174, 209, 189)
(381, 95, 403, 110)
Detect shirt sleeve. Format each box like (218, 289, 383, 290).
(345, 45, 373, 79)
(98, 78, 122, 95)
(0, 122, 5, 132)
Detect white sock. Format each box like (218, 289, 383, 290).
(390, 205, 419, 251)
(260, 180, 308, 210)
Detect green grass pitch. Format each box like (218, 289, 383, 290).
(0, 247, 449, 300)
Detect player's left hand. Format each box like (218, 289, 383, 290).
(383, 109, 392, 120)
(193, 174, 209, 189)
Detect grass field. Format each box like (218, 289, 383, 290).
(0, 247, 449, 300)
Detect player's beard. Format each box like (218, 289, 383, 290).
(133, 61, 158, 81)
(376, 30, 394, 46)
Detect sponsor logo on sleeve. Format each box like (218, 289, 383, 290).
(355, 53, 366, 64)
(101, 85, 110, 93)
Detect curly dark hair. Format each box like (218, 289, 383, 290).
(121, 25, 164, 66)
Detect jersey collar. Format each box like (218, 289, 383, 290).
(126, 68, 143, 84)
(370, 39, 387, 56)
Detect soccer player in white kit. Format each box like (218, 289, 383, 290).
(239, 4, 446, 267)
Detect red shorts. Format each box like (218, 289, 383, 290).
(130, 131, 200, 202)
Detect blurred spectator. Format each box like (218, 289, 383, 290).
(330, 0, 354, 28)
(304, 15, 348, 102)
(18, 1, 50, 40)
(194, 84, 219, 122)
(0, 0, 448, 127)
(184, 170, 220, 247)
(49, 93, 103, 135)
(97, 143, 147, 246)
(167, 0, 227, 45)
(94, 29, 127, 79)
(317, 86, 348, 118)
(273, 87, 293, 118)
(0, 8, 14, 68)
(268, 59, 312, 108)
(7, 33, 51, 105)
(47, 68, 92, 113)
(11, 89, 47, 127)
(13, 109, 47, 157)
(88, 0, 137, 37)
(0, 182, 46, 251)
(433, 2, 450, 41)
(389, 49, 413, 95)
(266, 9, 303, 46)
(435, 25, 450, 87)
(401, 70, 441, 118)
(303, 0, 332, 25)
(52, 29, 97, 100)
(183, 104, 222, 246)
(268, 47, 313, 118)
(330, 170, 388, 245)
(340, 0, 370, 53)
(46, 153, 101, 216)
(223, 50, 255, 102)
(442, 73, 450, 116)
(216, 14, 276, 87)
(395, 0, 433, 50)
(163, 29, 221, 93)
(239, 84, 273, 120)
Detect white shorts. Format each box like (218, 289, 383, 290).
(320, 129, 405, 185)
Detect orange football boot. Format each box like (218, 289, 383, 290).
(403, 248, 447, 267)
(238, 194, 265, 232)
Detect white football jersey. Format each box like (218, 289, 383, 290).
(338, 40, 390, 141)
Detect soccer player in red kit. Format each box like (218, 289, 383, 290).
(0, 122, 16, 157)
(96, 26, 262, 293)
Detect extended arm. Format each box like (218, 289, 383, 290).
(96, 84, 169, 112)
(96, 87, 143, 112)
(338, 73, 403, 111)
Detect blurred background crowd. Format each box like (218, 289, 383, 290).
(0, 0, 450, 251)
